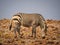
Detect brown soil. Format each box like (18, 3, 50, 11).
(0, 19, 60, 45)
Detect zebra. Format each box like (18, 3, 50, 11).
(9, 13, 47, 39)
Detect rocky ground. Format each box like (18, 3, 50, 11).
(0, 19, 60, 45)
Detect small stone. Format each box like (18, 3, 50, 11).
(0, 43, 2, 45)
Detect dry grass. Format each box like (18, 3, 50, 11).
(0, 19, 60, 45)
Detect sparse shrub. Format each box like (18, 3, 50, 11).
(0, 31, 3, 37)
(0, 38, 3, 44)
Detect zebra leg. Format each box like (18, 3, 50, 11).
(40, 22, 46, 39)
(17, 29, 20, 38)
(32, 25, 36, 38)
(40, 21, 46, 38)
(41, 28, 46, 39)
(14, 29, 17, 38)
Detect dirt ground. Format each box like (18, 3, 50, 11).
(0, 19, 60, 45)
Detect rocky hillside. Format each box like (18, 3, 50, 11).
(0, 19, 60, 45)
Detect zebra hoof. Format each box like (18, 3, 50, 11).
(42, 36, 45, 39)
(14, 36, 17, 38)
(42, 34, 45, 39)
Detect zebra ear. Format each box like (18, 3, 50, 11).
(19, 14, 23, 21)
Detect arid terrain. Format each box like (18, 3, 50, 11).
(0, 19, 60, 45)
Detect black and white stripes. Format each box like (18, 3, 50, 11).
(9, 13, 47, 38)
